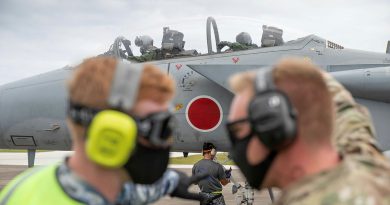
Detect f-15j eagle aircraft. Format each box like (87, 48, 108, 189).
(0, 17, 389, 167)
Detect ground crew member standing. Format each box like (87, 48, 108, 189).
(192, 142, 231, 205)
(0, 57, 204, 205)
(226, 58, 390, 204)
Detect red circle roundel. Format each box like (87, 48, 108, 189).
(186, 95, 223, 132)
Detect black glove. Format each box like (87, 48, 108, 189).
(225, 167, 232, 179)
(170, 170, 208, 201)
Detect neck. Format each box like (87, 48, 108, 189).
(68, 142, 125, 203)
(274, 138, 340, 189)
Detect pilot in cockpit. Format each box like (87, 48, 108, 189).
(128, 35, 161, 62)
(135, 35, 158, 55)
(218, 32, 258, 52)
(128, 27, 198, 62)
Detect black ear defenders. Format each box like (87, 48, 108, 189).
(248, 67, 297, 150)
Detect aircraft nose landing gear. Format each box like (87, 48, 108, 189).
(27, 149, 36, 167)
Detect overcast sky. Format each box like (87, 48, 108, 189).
(0, 0, 389, 85)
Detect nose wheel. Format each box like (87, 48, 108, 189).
(27, 149, 36, 167)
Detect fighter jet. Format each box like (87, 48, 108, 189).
(0, 17, 389, 167)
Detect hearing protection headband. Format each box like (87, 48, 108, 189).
(67, 60, 175, 147)
(248, 67, 297, 150)
(67, 60, 143, 168)
(109, 61, 142, 111)
(68, 60, 142, 124)
(254, 67, 275, 92)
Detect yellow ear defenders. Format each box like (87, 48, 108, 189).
(86, 110, 137, 168)
(68, 60, 144, 168)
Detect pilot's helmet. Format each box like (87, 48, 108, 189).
(236, 32, 252, 45)
(135, 35, 154, 47)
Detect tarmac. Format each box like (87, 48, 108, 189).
(0, 151, 279, 205)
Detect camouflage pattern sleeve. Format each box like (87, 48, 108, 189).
(322, 73, 384, 158)
(217, 41, 232, 50)
(228, 43, 251, 51)
(128, 51, 158, 62)
(120, 169, 180, 205)
(217, 42, 258, 52)
(249, 44, 259, 49)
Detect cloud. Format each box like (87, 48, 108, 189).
(0, 0, 389, 84)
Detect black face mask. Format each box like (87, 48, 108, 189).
(137, 111, 176, 147)
(228, 127, 277, 189)
(124, 141, 170, 184)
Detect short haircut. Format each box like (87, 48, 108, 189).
(229, 58, 333, 143)
(67, 57, 175, 137)
(68, 57, 175, 109)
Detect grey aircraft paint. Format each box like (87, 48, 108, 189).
(0, 17, 389, 156)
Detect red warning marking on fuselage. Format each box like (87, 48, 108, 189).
(232, 57, 239, 64)
(186, 96, 223, 132)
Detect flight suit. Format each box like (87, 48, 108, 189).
(274, 74, 390, 205)
(128, 50, 162, 62)
(217, 41, 258, 52)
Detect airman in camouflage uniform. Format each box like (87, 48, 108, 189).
(275, 73, 390, 205)
(226, 58, 390, 205)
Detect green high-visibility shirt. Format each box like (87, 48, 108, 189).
(0, 164, 83, 205)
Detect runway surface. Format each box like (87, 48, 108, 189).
(0, 151, 198, 166)
(0, 151, 279, 205)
